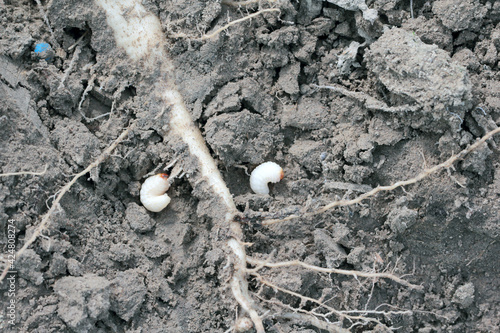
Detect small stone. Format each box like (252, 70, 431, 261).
(453, 282, 475, 308)
(46, 253, 67, 278)
(54, 274, 111, 332)
(67, 258, 83, 276)
(110, 270, 147, 321)
(314, 229, 347, 268)
(386, 207, 418, 234)
(17, 249, 44, 285)
(432, 0, 488, 32)
(278, 61, 300, 95)
(125, 202, 155, 233)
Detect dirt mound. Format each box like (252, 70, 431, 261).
(1, 0, 499, 332)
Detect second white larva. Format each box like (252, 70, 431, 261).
(250, 162, 284, 195)
(140, 173, 171, 212)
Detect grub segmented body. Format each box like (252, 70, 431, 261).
(140, 173, 171, 212)
(250, 162, 284, 195)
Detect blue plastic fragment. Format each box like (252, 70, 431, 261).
(34, 42, 53, 61)
(34, 42, 51, 53)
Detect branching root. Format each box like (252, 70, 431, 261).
(253, 272, 388, 327)
(0, 165, 48, 177)
(199, 8, 280, 40)
(0, 122, 136, 283)
(262, 126, 500, 226)
(222, 0, 278, 7)
(246, 257, 423, 290)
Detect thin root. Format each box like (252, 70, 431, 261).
(246, 257, 423, 291)
(262, 126, 500, 226)
(222, 0, 278, 6)
(0, 122, 136, 283)
(0, 164, 48, 177)
(199, 8, 280, 40)
(253, 272, 385, 326)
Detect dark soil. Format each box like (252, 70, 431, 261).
(1, 0, 500, 332)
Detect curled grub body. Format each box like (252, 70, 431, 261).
(140, 173, 171, 212)
(250, 162, 284, 195)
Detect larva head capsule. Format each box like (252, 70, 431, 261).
(250, 161, 284, 195)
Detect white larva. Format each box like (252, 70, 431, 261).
(140, 173, 171, 212)
(250, 162, 284, 195)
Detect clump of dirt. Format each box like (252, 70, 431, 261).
(365, 27, 472, 132)
(1, 0, 500, 332)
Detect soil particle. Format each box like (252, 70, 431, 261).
(258, 26, 300, 48)
(474, 40, 498, 67)
(67, 258, 83, 277)
(432, 0, 488, 32)
(46, 253, 68, 279)
(452, 48, 481, 71)
(142, 238, 170, 259)
(346, 246, 366, 267)
(492, 23, 500, 49)
(386, 207, 418, 235)
(48, 76, 84, 116)
(452, 282, 475, 308)
(278, 61, 301, 95)
(343, 164, 373, 183)
(125, 202, 156, 233)
(329, 223, 353, 248)
(288, 139, 325, 173)
(368, 115, 405, 146)
(23, 303, 63, 332)
(51, 119, 100, 167)
(402, 17, 453, 51)
(205, 110, 281, 166)
(366, 27, 472, 132)
(109, 270, 147, 321)
(493, 167, 500, 194)
(16, 249, 44, 286)
(313, 229, 347, 268)
(109, 243, 134, 264)
(336, 41, 361, 75)
(54, 274, 111, 333)
(326, 0, 378, 23)
(281, 97, 329, 129)
(334, 21, 354, 38)
(0, 26, 33, 60)
(292, 30, 317, 64)
(343, 133, 374, 164)
(205, 77, 275, 119)
(461, 143, 492, 175)
(297, 0, 323, 25)
(204, 82, 240, 118)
